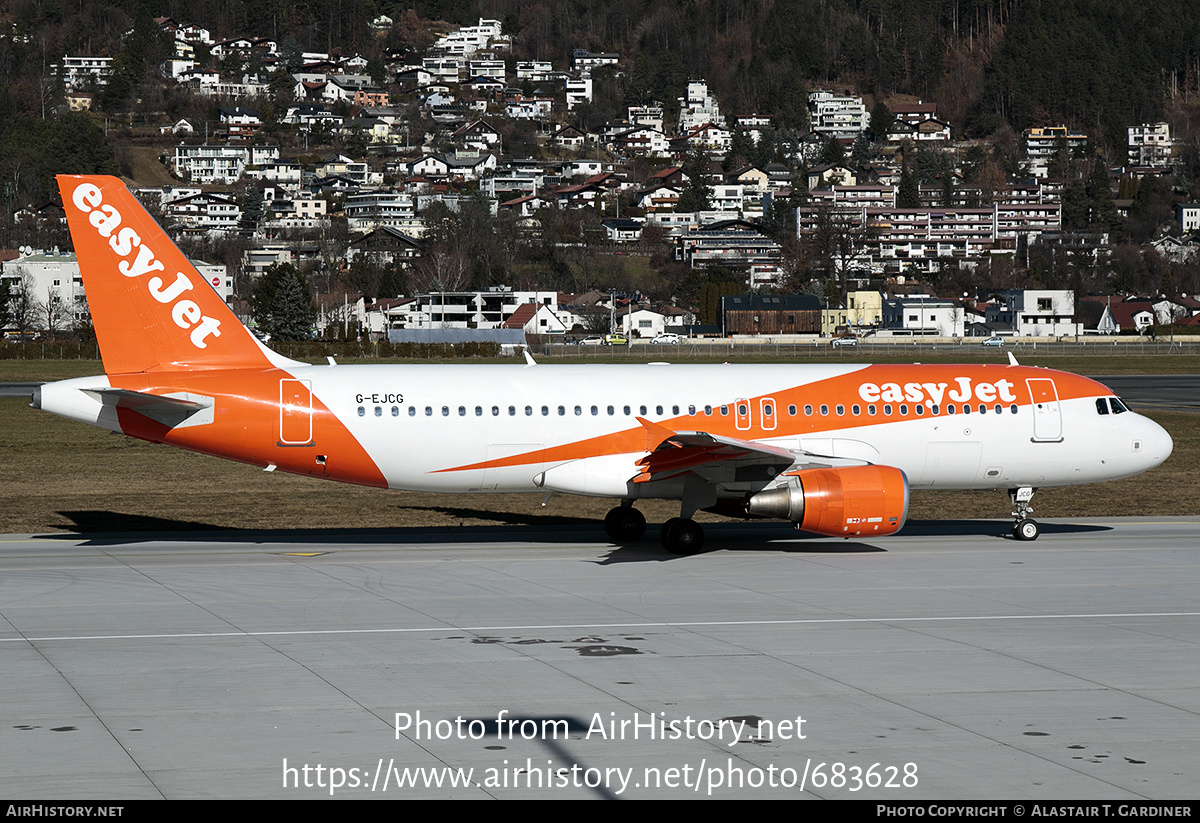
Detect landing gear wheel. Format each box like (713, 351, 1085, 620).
(663, 518, 705, 555)
(604, 506, 646, 542)
(659, 518, 681, 548)
(1013, 518, 1040, 541)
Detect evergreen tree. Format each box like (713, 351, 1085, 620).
(818, 135, 845, 166)
(1061, 180, 1090, 231)
(868, 102, 893, 143)
(250, 263, 315, 341)
(898, 165, 920, 208)
(677, 149, 712, 213)
(1087, 161, 1121, 236)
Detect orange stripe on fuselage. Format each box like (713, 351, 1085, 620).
(108, 369, 387, 488)
(434, 365, 1111, 475)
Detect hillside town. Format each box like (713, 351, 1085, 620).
(4, 11, 1200, 344)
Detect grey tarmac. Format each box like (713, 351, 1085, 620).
(2, 517, 1198, 799)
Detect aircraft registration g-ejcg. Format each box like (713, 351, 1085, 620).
(35, 175, 1174, 552)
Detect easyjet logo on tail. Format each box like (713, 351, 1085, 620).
(69, 182, 222, 350)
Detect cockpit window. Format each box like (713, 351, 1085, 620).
(1110, 397, 1128, 414)
(1096, 398, 1109, 415)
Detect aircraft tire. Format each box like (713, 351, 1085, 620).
(604, 506, 646, 542)
(664, 519, 705, 555)
(1013, 518, 1040, 541)
(659, 518, 681, 548)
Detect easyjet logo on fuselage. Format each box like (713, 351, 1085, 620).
(857, 377, 1018, 406)
(69, 182, 222, 350)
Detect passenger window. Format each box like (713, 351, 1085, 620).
(641, 405, 649, 415)
(525, 406, 533, 416)
(883, 404, 892, 416)
(574, 405, 582, 416)
(623, 405, 631, 415)
(672, 405, 680, 415)
(492, 406, 500, 416)
(705, 405, 713, 415)
(1010, 404, 1018, 414)
(820, 404, 829, 415)
(915, 404, 924, 415)
(931, 404, 939, 415)
(474, 406, 482, 416)
(374, 406, 383, 417)
(804, 404, 813, 415)
(607, 405, 614, 415)
(788, 404, 796, 416)
(654, 405, 662, 415)
(409, 406, 416, 417)
(442, 406, 450, 416)
(590, 405, 597, 415)
(764, 403, 773, 417)
(835, 404, 844, 415)
(720, 405, 729, 416)
(459, 406, 467, 416)
(357, 406, 365, 417)
(508, 406, 515, 416)
(391, 406, 399, 416)
(852, 404, 860, 415)
(978, 404, 986, 414)
(541, 406, 549, 416)
(994, 404, 1002, 414)
(868, 404, 876, 415)
(558, 406, 565, 416)
(425, 406, 433, 416)
(899, 404, 908, 415)
(688, 405, 696, 415)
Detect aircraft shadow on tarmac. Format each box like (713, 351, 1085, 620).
(48, 510, 1111, 556)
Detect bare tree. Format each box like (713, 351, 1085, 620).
(7, 275, 42, 334)
(44, 287, 67, 332)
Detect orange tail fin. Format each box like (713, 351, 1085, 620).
(58, 175, 273, 374)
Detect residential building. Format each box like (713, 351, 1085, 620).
(1128, 123, 1171, 167)
(808, 90, 868, 137)
(54, 56, 113, 91)
(985, 290, 1081, 337)
(883, 296, 965, 337)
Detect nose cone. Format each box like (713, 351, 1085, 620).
(1142, 415, 1173, 469)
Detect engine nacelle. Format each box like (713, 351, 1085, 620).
(745, 465, 909, 536)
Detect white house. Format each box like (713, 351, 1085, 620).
(985, 289, 1080, 337)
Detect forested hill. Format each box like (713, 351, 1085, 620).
(3, 0, 1200, 141)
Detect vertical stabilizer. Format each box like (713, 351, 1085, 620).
(58, 175, 274, 374)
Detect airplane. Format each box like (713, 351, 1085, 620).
(33, 175, 1174, 553)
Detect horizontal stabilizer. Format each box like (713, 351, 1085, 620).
(82, 387, 213, 428)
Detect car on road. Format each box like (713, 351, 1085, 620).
(579, 337, 603, 346)
(830, 336, 858, 348)
(652, 333, 681, 344)
(604, 334, 629, 346)
(981, 335, 1005, 347)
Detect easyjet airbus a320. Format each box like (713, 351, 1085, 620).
(34, 175, 1173, 552)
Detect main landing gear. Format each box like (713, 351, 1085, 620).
(602, 503, 705, 554)
(658, 517, 705, 555)
(603, 503, 646, 542)
(1009, 486, 1040, 541)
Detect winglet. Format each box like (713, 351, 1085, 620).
(523, 348, 537, 366)
(1007, 352, 1020, 366)
(58, 175, 275, 374)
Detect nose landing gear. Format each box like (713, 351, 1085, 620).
(1009, 487, 1040, 541)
